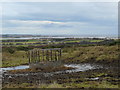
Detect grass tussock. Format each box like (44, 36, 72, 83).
(62, 45, 119, 64)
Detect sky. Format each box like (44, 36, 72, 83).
(1, 2, 118, 37)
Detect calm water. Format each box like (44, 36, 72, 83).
(1, 63, 102, 73)
(1, 37, 68, 40)
(64, 63, 102, 73)
(1, 36, 116, 40)
(1, 65, 29, 71)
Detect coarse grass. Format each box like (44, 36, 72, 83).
(2, 44, 119, 67)
(64, 80, 119, 88)
(3, 82, 64, 88)
(3, 80, 119, 88)
(62, 45, 119, 64)
(2, 51, 28, 67)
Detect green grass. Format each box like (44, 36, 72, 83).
(2, 51, 28, 67)
(2, 39, 119, 89)
(64, 40, 82, 43)
(90, 40, 104, 42)
(2, 38, 119, 67)
(62, 45, 119, 63)
(64, 81, 119, 88)
(2, 39, 105, 46)
(3, 80, 119, 88)
(64, 39, 104, 43)
(2, 44, 119, 67)
(2, 39, 48, 46)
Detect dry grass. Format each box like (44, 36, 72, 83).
(62, 45, 119, 63)
(2, 45, 119, 67)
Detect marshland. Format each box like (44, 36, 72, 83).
(1, 36, 120, 88)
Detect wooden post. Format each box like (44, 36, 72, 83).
(31, 50, 33, 63)
(37, 49, 39, 62)
(55, 50, 57, 61)
(36, 50, 38, 62)
(50, 50, 52, 61)
(34, 50, 36, 63)
(48, 50, 49, 61)
(57, 49, 59, 61)
(34, 50, 37, 62)
(57, 50, 59, 61)
(28, 48, 62, 64)
(28, 51, 30, 64)
(42, 50, 44, 61)
(60, 49, 62, 57)
(38, 50, 40, 62)
(59, 49, 61, 60)
(46, 50, 49, 61)
(33, 50, 35, 63)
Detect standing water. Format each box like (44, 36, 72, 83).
(1, 65, 29, 72)
(1, 63, 102, 74)
(64, 63, 102, 73)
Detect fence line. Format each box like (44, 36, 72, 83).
(28, 48, 62, 63)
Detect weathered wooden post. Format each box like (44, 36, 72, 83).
(28, 51, 31, 64)
(57, 50, 59, 61)
(38, 50, 40, 62)
(50, 49, 52, 61)
(47, 50, 50, 61)
(34, 50, 36, 62)
(34, 50, 37, 62)
(55, 50, 57, 61)
(36, 50, 38, 62)
(42, 50, 44, 61)
(28, 48, 62, 63)
(60, 49, 62, 57)
(33, 50, 35, 62)
(31, 50, 33, 63)
(46, 50, 49, 61)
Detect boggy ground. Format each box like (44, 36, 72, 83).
(7, 65, 74, 73)
(2, 63, 120, 89)
(2, 41, 120, 88)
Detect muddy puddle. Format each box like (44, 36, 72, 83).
(1, 65, 29, 72)
(1, 63, 103, 77)
(64, 63, 102, 73)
